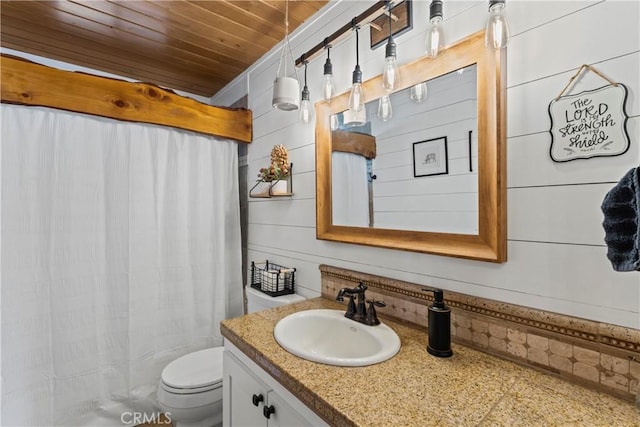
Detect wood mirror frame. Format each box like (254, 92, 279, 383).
(315, 30, 506, 262)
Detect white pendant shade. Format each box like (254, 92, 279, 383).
(343, 107, 367, 127)
(273, 76, 300, 111)
(272, 0, 299, 111)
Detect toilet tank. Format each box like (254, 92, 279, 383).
(246, 286, 306, 314)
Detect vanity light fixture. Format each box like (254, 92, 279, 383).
(425, 0, 444, 58)
(300, 60, 313, 124)
(272, 0, 300, 111)
(485, 0, 510, 49)
(382, 2, 399, 92)
(321, 39, 335, 102)
(348, 21, 366, 122)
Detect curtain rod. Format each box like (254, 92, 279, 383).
(294, 1, 391, 67)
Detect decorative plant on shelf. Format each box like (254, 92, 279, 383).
(258, 144, 290, 182)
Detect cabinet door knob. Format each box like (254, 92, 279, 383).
(263, 404, 275, 419)
(252, 393, 264, 406)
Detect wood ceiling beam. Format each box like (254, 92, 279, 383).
(0, 55, 252, 143)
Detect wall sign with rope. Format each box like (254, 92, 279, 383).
(548, 64, 630, 162)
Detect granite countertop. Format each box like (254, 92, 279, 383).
(220, 298, 639, 426)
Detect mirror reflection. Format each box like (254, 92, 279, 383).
(315, 30, 506, 262)
(331, 64, 478, 234)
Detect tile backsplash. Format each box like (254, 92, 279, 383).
(320, 265, 640, 401)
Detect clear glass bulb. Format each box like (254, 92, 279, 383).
(300, 99, 313, 124)
(377, 95, 393, 121)
(330, 114, 339, 131)
(485, 2, 510, 49)
(382, 56, 399, 92)
(410, 82, 428, 103)
(425, 16, 443, 58)
(322, 73, 334, 102)
(349, 82, 364, 112)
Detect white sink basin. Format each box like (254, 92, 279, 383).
(273, 309, 401, 367)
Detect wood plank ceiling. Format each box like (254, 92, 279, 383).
(0, 0, 328, 97)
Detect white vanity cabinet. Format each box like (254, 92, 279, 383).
(223, 341, 328, 427)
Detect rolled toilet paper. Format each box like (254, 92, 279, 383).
(260, 269, 279, 290)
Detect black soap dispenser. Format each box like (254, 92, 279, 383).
(423, 288, 453, 358)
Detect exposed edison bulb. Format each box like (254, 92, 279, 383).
(349, 65, 364, 112)
(300, 85, 312, 124)
(382, 57, 398, 92)
(382, 39, 399, 92)
(322, 56, 335, 102)
(330, 114, 339, 131)
(425, 16, 443, 58)
(485, 0, 510, 49)
(300, 99, 313, 124)
(425, 0, 444, 58)
(410, 82, 428, 103)
(377, 95, 393, 122)
(322, 74, 335, 102)
(348, 82, 365, 112)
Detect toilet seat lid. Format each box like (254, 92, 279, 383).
(161, 347, 224, 389)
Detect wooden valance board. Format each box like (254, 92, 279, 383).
(0, 54, 252, 143)
(331, 130, 377, 159)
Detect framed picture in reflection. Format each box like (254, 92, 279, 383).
(413, 136, 448, 177)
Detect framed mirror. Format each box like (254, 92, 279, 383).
(315, 30, 506, 262)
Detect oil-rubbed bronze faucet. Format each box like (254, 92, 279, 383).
(336, 282, 385, 326)
(365, 299, 386, 326)
(336, 286, 357, 319)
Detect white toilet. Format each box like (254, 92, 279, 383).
(157, 286, 305, 427)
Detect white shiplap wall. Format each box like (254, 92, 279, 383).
(212, 0, 640, 329)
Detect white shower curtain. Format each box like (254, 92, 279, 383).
(331, 152, 369, 227)
(1, 105, 243, 426)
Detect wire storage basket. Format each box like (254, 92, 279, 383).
(250, 260, 295, 297)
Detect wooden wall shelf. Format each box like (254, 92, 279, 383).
(249, 163, 294, 198)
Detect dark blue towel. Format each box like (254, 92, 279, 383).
(601, 167, 640, 272)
